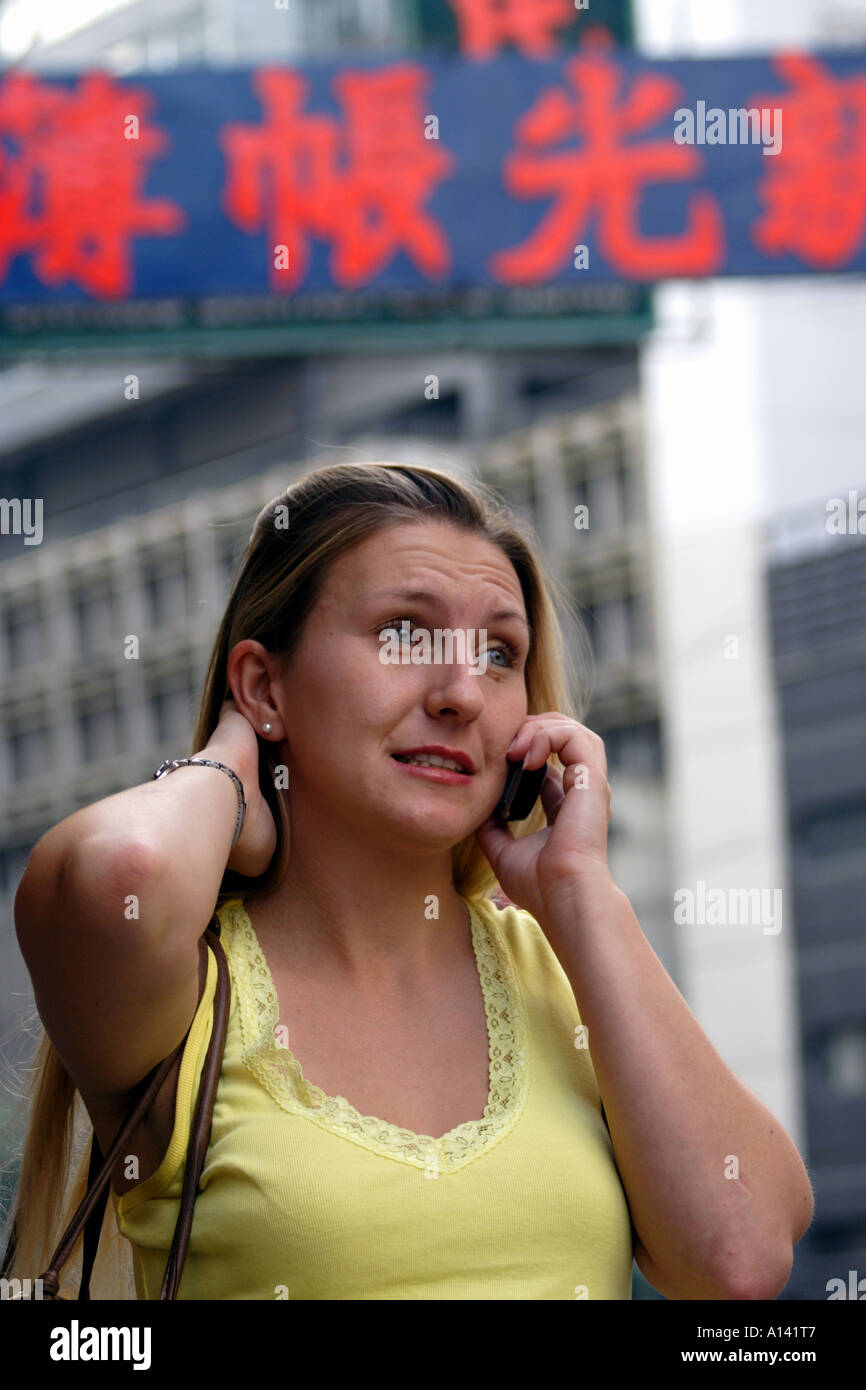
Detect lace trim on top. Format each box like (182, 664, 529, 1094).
(220, 897, 529, 1172)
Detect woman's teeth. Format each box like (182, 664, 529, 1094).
(394, 753, 468, 773)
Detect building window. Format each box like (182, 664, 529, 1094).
(2, 599, 44, 671)
(215, 525, 248, 589)
(587, 467, 626, 533)
(145, 30, 180, 69)
(104, 40, 146, 72)
(8, 723, 50, 782)
(800, 801, 866, 858)
(0, 844, 30, 898)
(301, 0, 407, 54)
(594, 595, 631, 664)
(622, 459, 642, 526)
(629, 720, 662, 775)
(149, 682, 196, 746)
(824, 1026, 866, 1096)
(176, 15, 205, 62)
(569, 478, 589, 530)
(602, 720, 662, 776)
(630, 590, 651, 654)
(142, 558, 190, 630)
(77, 697, 122, 763)
(71, 584, 116, 660)
(564, 441, 633, 538)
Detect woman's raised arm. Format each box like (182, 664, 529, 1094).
(13, 702, 272, 1104)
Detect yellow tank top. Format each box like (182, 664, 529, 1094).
(112, 895, 634, 1299)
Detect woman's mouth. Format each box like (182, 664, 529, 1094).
(391, 753, 474, 783)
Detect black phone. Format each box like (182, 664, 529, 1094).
(494, 758, 548, 821)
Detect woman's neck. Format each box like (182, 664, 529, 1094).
(246, 857, 474, 988)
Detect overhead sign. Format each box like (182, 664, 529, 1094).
(0, 37, 863, 309)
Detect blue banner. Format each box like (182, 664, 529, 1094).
(0, 39, 864, 302)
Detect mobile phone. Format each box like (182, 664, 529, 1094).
(494, 758, 548, 821)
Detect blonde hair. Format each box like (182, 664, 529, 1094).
(1, 460, 592, 1298)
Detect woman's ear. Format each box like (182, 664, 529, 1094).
(226, 639, 286, 737)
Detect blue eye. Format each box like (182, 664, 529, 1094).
(377, 618, 415, 643)
(486, 643, 518, 668)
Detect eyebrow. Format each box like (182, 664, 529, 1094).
(366, 587, 531, 633)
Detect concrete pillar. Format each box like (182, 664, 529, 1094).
(640, 281, 806, 1148)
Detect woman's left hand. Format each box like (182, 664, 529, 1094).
(474, 712, 614, 923)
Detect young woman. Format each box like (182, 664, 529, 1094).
(2, 461, 813, 1299)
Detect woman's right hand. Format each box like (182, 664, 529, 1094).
(198, 698, 279, 878)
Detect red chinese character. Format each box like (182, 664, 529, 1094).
(0, 71, 184, 297)
(449, 0, 576, 58)
(489, 36, 725, 281)
(750, 53, 866, 268)
(220, 65, 455, 291)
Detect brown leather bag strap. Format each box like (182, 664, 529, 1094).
(38, 914, 229, 1300)
(159, 917, 231, 1298)
(76, 927, 217, 1299)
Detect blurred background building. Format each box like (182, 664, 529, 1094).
(0, 0, 864, 1300)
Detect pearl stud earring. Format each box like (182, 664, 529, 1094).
(262, 722, 272, 734)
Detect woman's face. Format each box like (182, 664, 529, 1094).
(270, 520, 531, 850)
